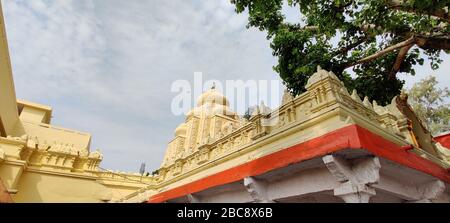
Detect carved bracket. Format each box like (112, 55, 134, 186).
(244, 177, 273, 203)
(323, 155, 381, 203)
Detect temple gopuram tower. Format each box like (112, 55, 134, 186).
(162, 86, 243, 168)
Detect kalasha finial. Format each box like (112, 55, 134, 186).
(211, 82, 216, 90)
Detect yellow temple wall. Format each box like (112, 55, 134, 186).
(0, 1, 19, 136)
(0, 160, 24, 193)
(17, 100, 53, 125)
(0, 131, 151, 203)
(101, 184, 146, 202)
(11, 171, 109, 203)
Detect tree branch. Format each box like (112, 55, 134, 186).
(346, 36, 416, 68)
(386, 0, 450, 23)
(389, 43, 414, 80)
(300, 26, 319, 31)
(415, 35, 450, 50)
(335, 35, 368, 56)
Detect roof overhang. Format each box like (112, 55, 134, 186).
(148, 124, 450, 203)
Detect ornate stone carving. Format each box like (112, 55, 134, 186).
(418, 180, 446, 201)
(281, 89, 294, 105)
(351, 89, 363, 104)
(305, 66, 340, 89)
(244, 177, 273, 203)
(173, 160, 183, 176)
(305, 66, 346, 112)
(362, 96, 373, 110)
(89, 150, 103, 160)
(258, 101, 272, 116)
(196, 143, 211, 165)
(323, 155, 381, 203)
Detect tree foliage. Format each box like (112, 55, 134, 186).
(408, 75, 450, 135)
(230, 0, 450, 104)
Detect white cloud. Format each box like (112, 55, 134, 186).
(29, 0, 47, 12)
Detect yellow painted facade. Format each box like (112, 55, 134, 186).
(0, 99, 153, 203)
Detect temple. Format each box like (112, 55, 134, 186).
(118, 68, 450, 203)
(1, 1, 450, 203)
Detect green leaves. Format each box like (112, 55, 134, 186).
(231, 0, 284, 37)
(230, 0, 449, 104)
(404, 0, 449, 14)
(408, 75, 450, 135)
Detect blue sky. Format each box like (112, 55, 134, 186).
(2, 0, 449, 173)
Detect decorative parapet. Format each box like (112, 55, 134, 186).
(196, 143, 211, 165)
(172, 159, 183, 176)
(250, 102, 271, 140)
(25, 149, 102, 173)
(96, 170, 155, 185)
(116, 186, 157, 203)
(18, 121, 91, 155)
(0, 135, 26, 160)
(305, 66, 346, 112)
(0, 133, 106, 173)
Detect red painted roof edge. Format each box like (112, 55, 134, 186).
(148, 124, 450, 203)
